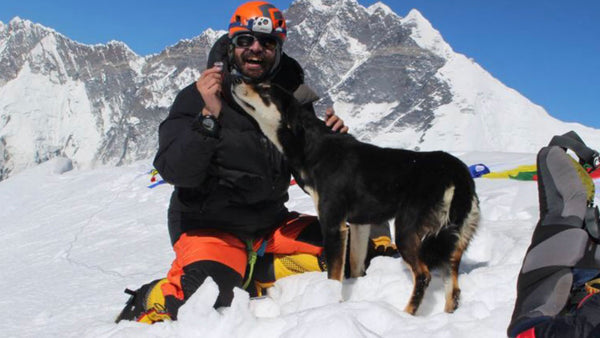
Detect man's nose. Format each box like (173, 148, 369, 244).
(249, 39, 263, 51)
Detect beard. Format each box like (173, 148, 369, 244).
(233, 49, 276, 80)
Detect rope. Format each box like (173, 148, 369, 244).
(241, 239, 267, 290)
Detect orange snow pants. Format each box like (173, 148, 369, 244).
(160, 212, 324, 317)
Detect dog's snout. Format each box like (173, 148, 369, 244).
(231, 74, 243, 85)
(229, 68, 244, 86)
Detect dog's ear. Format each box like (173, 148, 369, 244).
(292, 85, 320, 106)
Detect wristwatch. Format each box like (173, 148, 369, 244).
(201, 114, 218, 132)
(195, 111, 220, 138)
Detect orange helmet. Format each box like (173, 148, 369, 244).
(228, 1, 287, 43)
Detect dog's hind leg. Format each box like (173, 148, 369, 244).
(348, 223, 371, 278)
(444, 245, 463, 313)
(445, 197, 480, 313)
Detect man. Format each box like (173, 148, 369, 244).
(116, 1, 394, 324)
(508, 131, 600, 338)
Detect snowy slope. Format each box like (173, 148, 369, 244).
(2, 151, 598, 337)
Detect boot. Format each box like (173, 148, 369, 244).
(115, 278, 172, 324)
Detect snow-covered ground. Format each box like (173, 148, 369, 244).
(2, 151, 598, 337)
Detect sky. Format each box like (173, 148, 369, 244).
(3, 151, 596, 337)
(1, 0, 599, 129)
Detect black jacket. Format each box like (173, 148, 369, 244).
(153, 34, 313, 243)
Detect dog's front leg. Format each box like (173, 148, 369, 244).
(322, 219, 349, 281)
(348, 223, 371, 278)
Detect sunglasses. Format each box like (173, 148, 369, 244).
(232, 34, 279, 51)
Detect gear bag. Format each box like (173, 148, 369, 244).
(507, 131, 600, 337)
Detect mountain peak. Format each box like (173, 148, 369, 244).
(401, 9, 453, 59)
(7, 16, 53, 34)
(9, 16, 26, 25)
(3, 16, 67, 48)
(366, 2, 397, 17)
(106, 40, 137, 55)
(292, 0, 358, 12)
(201, 28, 226, 41)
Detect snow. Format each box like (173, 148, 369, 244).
(3, 151, 598, 337)
(401, 9, 454, 60)
(296, 0, 332, 13)
(0, 62, 99, 172)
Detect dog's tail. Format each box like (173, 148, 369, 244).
(420, 229, 458, 269)
(420, 193, 479, 269)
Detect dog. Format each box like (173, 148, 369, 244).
(231, 79, 480, 315)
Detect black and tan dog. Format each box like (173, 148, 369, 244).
(231, 80, 480, 315)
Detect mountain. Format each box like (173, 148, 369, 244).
(1, 0, 599, 181)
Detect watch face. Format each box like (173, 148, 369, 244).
(202, 116, 215, 130)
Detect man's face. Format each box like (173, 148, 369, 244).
(232, 34, 278, 80)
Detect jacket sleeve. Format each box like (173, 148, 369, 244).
(153, 83, 219, 188)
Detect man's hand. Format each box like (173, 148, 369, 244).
(196, 65, 223, 118)
(324, 107, 349, 133)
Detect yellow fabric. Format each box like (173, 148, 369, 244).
(585, 278, 600, 295)
(482, 165, 537, 179)
(253, 281, 274, 297)
(252, 254, 323, 297)
(568, 157, 595, 203)
(371, 235, 397, 250)
(138, 278, 172, 324)
(137, 309, 172, 324)
(274, 253, 323, 280)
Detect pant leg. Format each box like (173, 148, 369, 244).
(263, 213, 324, 255)
(161, 229, 248, 317)
(251, 213, 397, 294)
(252, 213, 325, 294)
(508, 146, 597, 337)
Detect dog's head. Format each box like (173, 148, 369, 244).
(231, 76, 299, 152)
(230, 77, 294, 118)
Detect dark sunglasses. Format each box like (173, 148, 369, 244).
(232, 34, 279, 51)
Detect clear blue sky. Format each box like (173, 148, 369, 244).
(1, 0, 599, 128)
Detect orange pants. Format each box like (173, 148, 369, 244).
(161, 213, 323, 315)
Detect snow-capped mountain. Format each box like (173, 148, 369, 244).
(1, 0, 598, 180)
